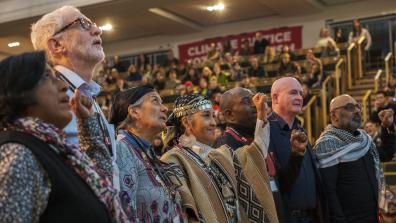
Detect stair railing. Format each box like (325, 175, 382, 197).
(357, 36, 366, 78)
(335, 58, 344, 96)
(374, 69, 383, 93)
(385, 52, 392, 84)
(321, 75, 333, 129)
(303, 95, 318, 143)
(362, 90, 372, 124)
(347, 43, 356, 89)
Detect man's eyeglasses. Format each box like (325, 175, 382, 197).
(53, 17, 96, 36)
(333, 103, 362, 112)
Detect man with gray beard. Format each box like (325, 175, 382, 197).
(314, 94, 383, 223)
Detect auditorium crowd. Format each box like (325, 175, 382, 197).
(1, 5, 396, 223)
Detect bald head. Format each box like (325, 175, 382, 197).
(220, 87, 256, 128)
(271, 77, 301, 97)
(220, 87, 252, 111)
(271, 77, 303, 122)
(330, 94, 357, 112)
(329, 94, 361, 132)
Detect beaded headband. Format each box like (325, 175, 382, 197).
(172, 99, 212, 118)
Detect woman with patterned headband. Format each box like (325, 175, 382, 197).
(161, 93, 279, 223)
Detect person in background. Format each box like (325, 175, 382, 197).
(376, 109, 396, 162)
(213, 62, 229, 84)
(314, 94, 382, 223)
(164, 69, 181, 89)
(112, 55, 127, 73)
(207, 42, 220, 62)
(248, 57, 266, 78)
(348, 19, 372, 51)
(238, 39, 251, 57)
(278, 53, 300, 76)
(264, 46, 277, 64)
(125, 64, 142, 82)
(334, 28, 346, 44)
(316, 28, 339, 53)
(303, 49, 323, 88)
(369, 90, 396, 124)
(254, 32, 270, 55)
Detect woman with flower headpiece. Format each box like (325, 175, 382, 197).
(161, 93, 279, 223)
(108, 85, 187, 222)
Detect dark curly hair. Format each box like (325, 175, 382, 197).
(0, 51, 46, 126)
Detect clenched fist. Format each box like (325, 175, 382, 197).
(252, 93, 268, 125)
(290, 129, 307, 155)
(70, 89, 94, 119)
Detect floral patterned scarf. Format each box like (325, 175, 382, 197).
(6, 117, 131, 223)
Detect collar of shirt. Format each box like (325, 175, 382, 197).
(54, 65, 101, 98)
(269, 111, 300, 131)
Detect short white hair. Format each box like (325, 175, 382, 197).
(30, 5, 81, 63)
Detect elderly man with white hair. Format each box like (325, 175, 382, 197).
(31, 5, 114, 149)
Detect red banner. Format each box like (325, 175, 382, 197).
(178, 26, 302, 64)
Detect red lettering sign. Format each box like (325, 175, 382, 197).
(178, 26, 302, 64)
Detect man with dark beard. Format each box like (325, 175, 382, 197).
(314, 94, 383, 223)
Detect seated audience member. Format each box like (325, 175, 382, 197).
(370, 90, 396, 123)
(264, 46, 276, 64)
(364, 120, 381, 145)
(303, 49, 323, 88)
(182, 67, 199, 85)
(278, 53, 300, 76)
(238, 39, 251, 57)
(207, 42, 220, 61)
(142, 63, 154, 83)
(222, 39, 233, 56)
(230, 62, 244, 81)
(207, 76, 222, 99)
(201, 66, 212, 81)
(199, 77, 209, 97)
(162, 50, 179, 67)
(161, 93, 279, 223)
(153, 71, 166, 91)
(164, 69, 181, 89)
(238, 74, 257, 93)
(108, 86, 186, 222)
(280, 45, 296, 61)
(254, 32, 270, 55)
(213, 62, 229, 84)
(315, 94, 383, 223)
(376, 109, 396, 162)
(125, 64, 142, 82)
(111, 55, 127, 73)
(248, 57, 266, 78)
(0, 51, 128, 222)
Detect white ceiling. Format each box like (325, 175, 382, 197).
(0, 0, 368, 56)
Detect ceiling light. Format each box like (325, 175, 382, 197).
(99, 24, 112, 31)
(206, 3, 225, 12)
(8, 42, 20, 48)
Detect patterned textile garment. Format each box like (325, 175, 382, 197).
(0, 116, 129, 223)
(116, 130, 184, 222)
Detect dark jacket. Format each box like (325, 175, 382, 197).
(0, 131, 111, 223)
(268, 112, 329, 223)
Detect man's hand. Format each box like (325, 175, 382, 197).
(252, 93, 268, 126)
(70, 89, 94, 119)
(290, 129, 308, 155)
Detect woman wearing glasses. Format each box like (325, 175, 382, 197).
(161, 93, 279, 223)
(108, 86, 185, 222)
(0, 51, 129, 223)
